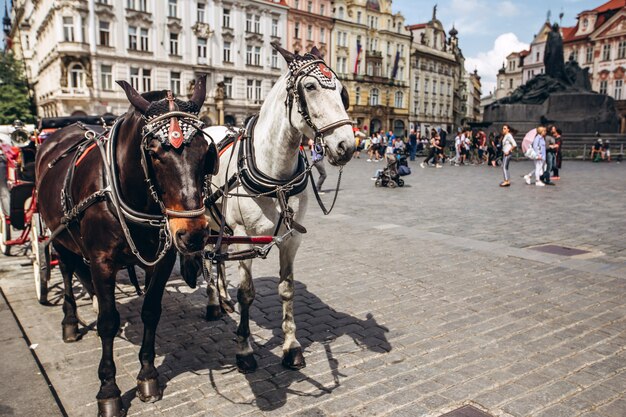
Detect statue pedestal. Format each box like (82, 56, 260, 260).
(484, 91, 619, 134)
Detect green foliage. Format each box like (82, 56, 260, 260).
(0, 52, 35, 124)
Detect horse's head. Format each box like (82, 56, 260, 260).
(272, 42, 356, 166)
(117, 75, 218, 254)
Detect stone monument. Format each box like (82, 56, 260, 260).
(484, 23, 619, 133)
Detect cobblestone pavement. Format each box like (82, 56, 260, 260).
(0, 160, 624, 417)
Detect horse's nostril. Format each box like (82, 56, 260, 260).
(337, 141, 347, 155)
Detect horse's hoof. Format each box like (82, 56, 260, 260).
(282, 347, 306, 370)
(62, 324, 81, 343)
(236, 354, 257, 374)
(136, 378, 162, 403)
(205, 305, 223, 321)
(97, 396, 126, 417)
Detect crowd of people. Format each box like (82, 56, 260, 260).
(344, 123, 572, 189)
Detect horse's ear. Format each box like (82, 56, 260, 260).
(310, 46, 323, 60)
(271, 41, 296, 64)
(190, 74, 207, 109)
(116, 80, 150, 113)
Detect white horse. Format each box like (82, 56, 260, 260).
(188, 43, 355, 373)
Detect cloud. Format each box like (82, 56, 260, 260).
(465, 32, 529, 96)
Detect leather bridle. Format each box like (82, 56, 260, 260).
(285, 58, 352, 157)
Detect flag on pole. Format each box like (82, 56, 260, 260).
(353, 40, 362, 74)
(391, 51, 400, 79)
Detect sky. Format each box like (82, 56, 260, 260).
(394, 0, 603, 95)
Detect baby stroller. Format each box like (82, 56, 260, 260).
(374, 149, 410, 188)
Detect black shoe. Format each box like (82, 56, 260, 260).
(545, 182, 555, 186)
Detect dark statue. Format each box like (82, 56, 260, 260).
(484, 21, 619, 134)
(492, 23, 593, 106)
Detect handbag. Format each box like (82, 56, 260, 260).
(525, 147, 537, 160)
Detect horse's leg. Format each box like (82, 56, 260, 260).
(217, 260, 235, 313)
(136, 249, 176, 403)
(206, 259, 235, 321)
(91, 260, 125, 417)
(54, 244, 81, 343)
(235, 249, 257, 373)
(205, 258, 222, 320)
(279, 236, 306, 369)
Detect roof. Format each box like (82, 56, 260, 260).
(561, 26, 577, 42)
(406, 23, 427, 31)
(519, 50, 530, 57)
(594, 0, 626, 13)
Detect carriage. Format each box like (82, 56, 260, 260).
(0, 115, 116, 304)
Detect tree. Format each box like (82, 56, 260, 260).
(0, 51, 35, 124)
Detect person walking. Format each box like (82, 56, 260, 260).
(308, 138, 327, 193)
(499, 124, 517, 187)
(541, 126, 557, 185)
(524, 126, 546, 186)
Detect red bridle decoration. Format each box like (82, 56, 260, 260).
(167, 91, 184, 148)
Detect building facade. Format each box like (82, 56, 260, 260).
(7, 0, 289, 125)
(495, 51, 526, 100)
(522, 22, 552, 83)
(285, 0, 333, 58)
(332, 0, 411, 138)
(407, 9, 467, 136)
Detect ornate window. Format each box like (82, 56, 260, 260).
(130, 67, 140, 90)
(370, 88, 379, 106)
(142, 68, 151, 91)
(272, 19, 278, 37)
(602, 44, 611, 61)
(169, 32, 179, 55)
(586, 46, 593, 63)
(223, 9, 231, 28)
(128, 26, 137, 50)
(600, 80, 608, 95)
(63, 16, 75, 42)
(271, 50, 279, 68)
(168, 0, 177, 18)
(197, 38, 207, 63)
(197, 3, 206, 23)
(223, 77, 233, 98)
(140, 28, 149, 51)
(99, 21, 110, 46)
(615, 79, 623, 100)
(223, 42, 232, 62)
(68, 64, 84, 88)
(170, 72, 181, 95)
(355, 87, 360, 105)
(100, 64, 113, 90)
(394, 91, 403, 108)
(618, 41, 626, 59)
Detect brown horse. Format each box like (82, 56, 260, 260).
(35, 76, 216, 417)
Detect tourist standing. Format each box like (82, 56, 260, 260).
(408, 129, 418, 161)
(552, 127, 562, 179)
(499, 124, 517, 187)
(541, 126, 557, 185)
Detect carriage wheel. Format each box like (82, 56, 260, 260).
(388, 180, 397, 188)
(398, 179, 405, 187)
(374, 179, 381, 187)
(30, 213, 49, 304)
(0, 215, 10, 256)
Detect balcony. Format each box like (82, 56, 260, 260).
(366, 50, 382, 59)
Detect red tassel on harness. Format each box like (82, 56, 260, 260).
(167, 91, 184, 148)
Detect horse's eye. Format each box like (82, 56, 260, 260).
(304, 82, 316, 91)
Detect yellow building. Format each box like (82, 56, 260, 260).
(331, 0, 411, 137)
